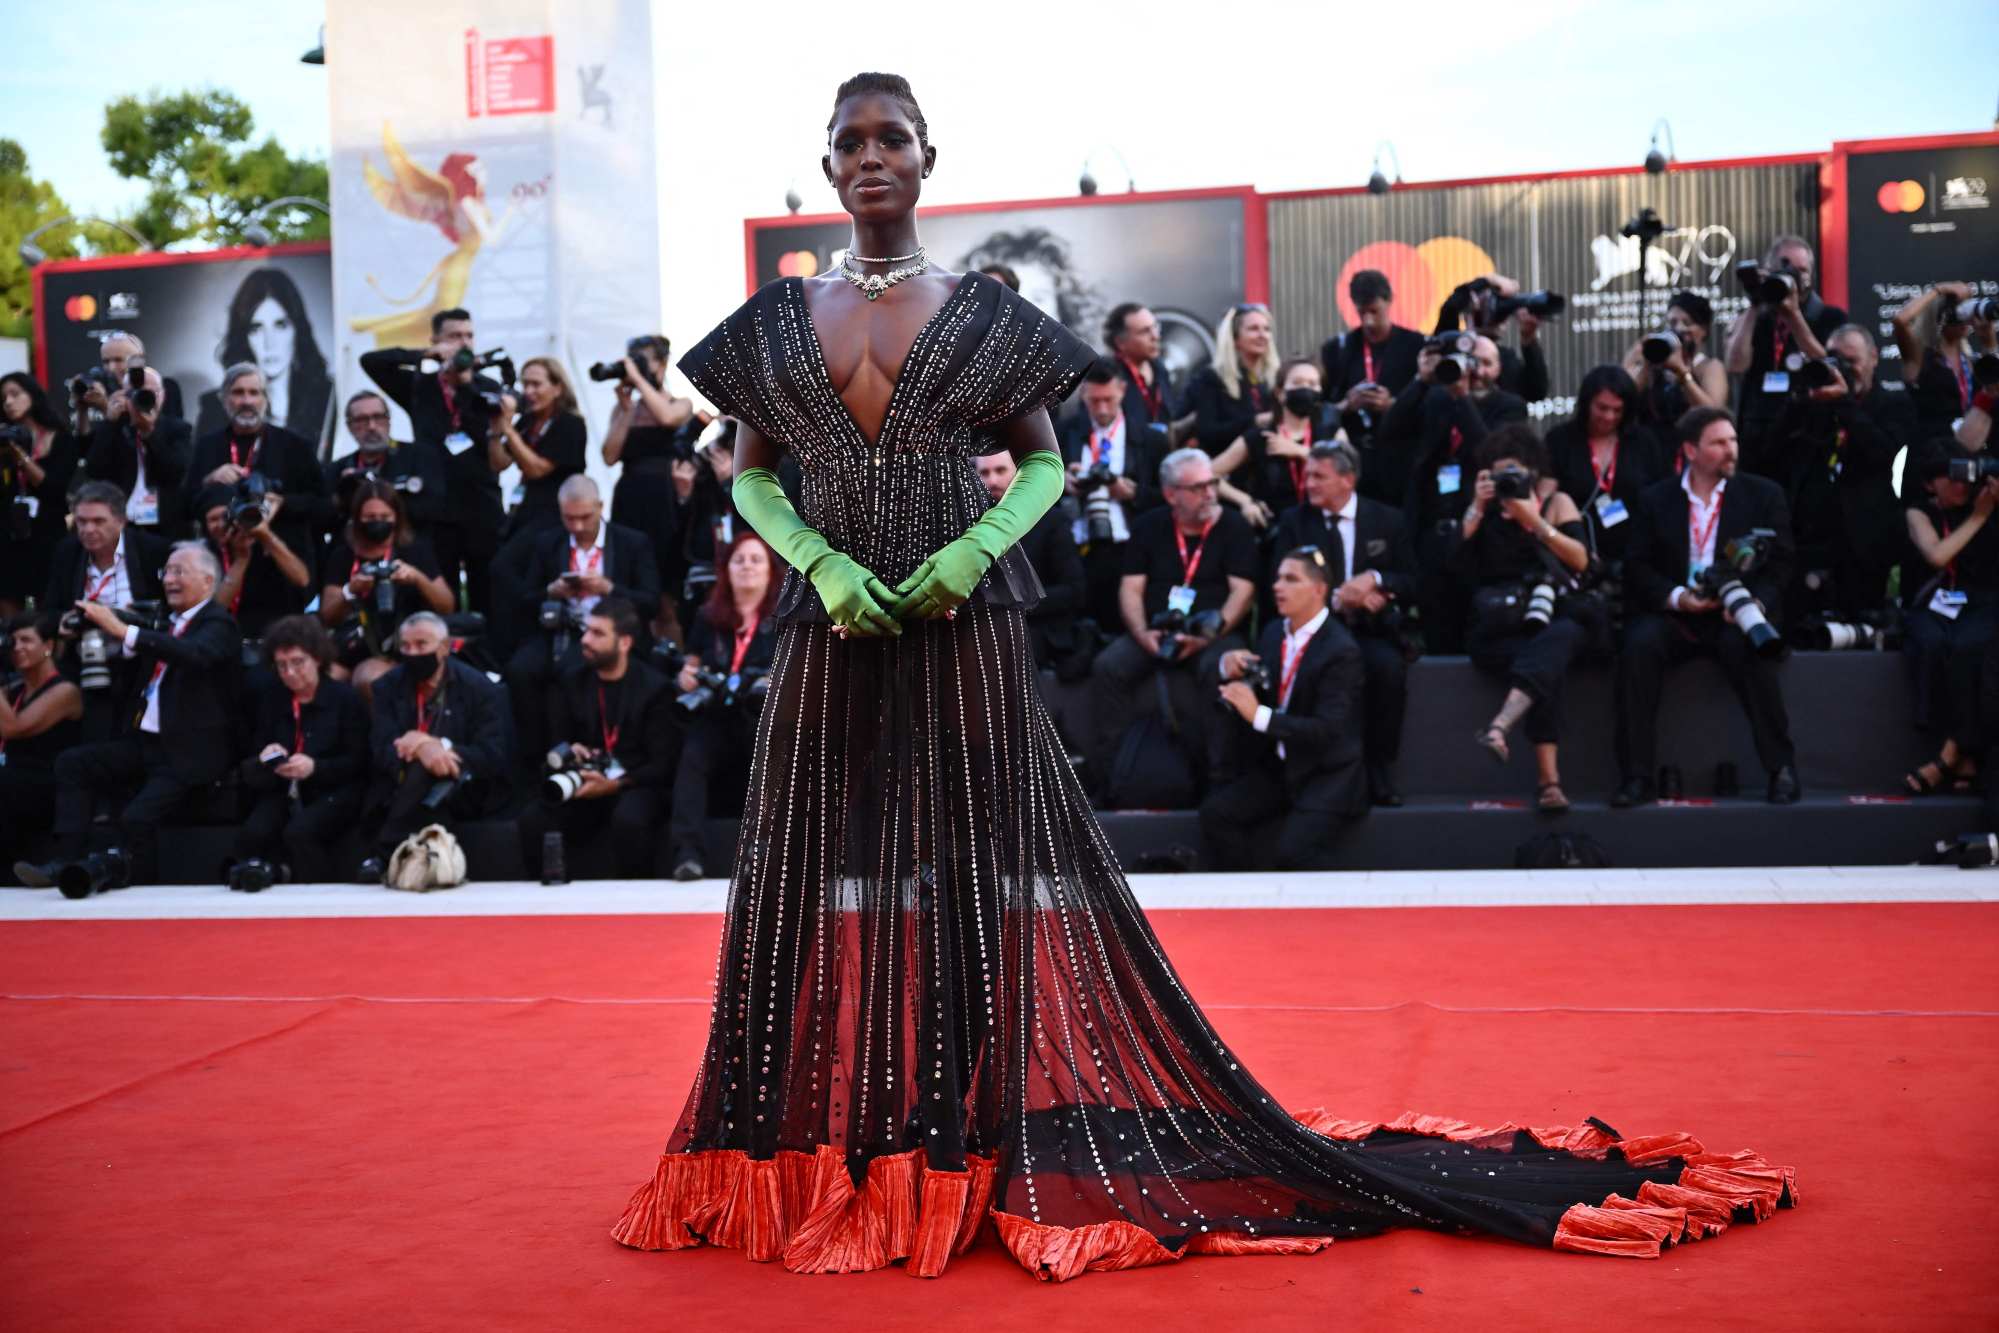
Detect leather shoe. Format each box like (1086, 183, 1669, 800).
(1656, 764, 1684, 801)
(355, 856, 387, 885)
(1610, 777, 1655, 809)
(1368, 762, 1403, 808)
(1767, 765, 1801, 805)
(13, 860, 60, 889)
(672, 855, 704, 882)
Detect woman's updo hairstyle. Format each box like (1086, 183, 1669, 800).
(827, 72, 928, 148)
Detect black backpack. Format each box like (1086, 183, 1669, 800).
(1105, 673, 1200, 810)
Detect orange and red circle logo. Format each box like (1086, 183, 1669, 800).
(1876, 179, 1925, 214)
(776, 250, 819, 278)
(63, 294, 98, 321)
(1336, 237, 1499, 332)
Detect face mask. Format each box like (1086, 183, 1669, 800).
(1284, 388, 1322, 418)
(360, 519, 395, 543)
(401, 650, 440, 682)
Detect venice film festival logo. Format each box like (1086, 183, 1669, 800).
(1879, 176, 1990, 214)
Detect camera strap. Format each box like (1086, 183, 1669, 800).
(291, 694, 305, 756)
(1172, 516, 1218, 586)
(728, 620, 757, 675)
(229, 431, 263, 472)
(597, 683, 621, 756)
(1951, 351, 1973, 410)
(1277, 624, 1318, 710)
(1120, 358, 1161, 420)
(1687, 485, 1725, 575)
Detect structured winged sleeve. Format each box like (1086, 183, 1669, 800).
(956, 279, 1099, 429)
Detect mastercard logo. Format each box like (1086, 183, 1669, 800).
(776, 250, 819, 278)
(1335, 237, 1499, 334)
(1876, 179, 1925, 214)
(64, 294, 98, 321)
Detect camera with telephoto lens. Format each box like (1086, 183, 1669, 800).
(1942, 295, 1999, 325)
(1783, 350, 1853, 398)
(1078, 461, 1119, 544)
(357, 559, 400, 618)
(1149, 606, 1224, 663)
(1425, 331, 1477, 386)
(471, 353, 518, 413)
(678, 664, 770, 714)
(1486, 289, 1567, 322)
(538, 599, 584, 657)
(68, 366, 117, 401)
(57, 847, 130, 900)
(1946, 455, 1999, 484)
(541, 740, 603, 805)
(1620, 208, 1666, 244)
(1216, 654, 1274, 714)
(588, 337, 667, 386)
(228, 858, 278, 893)
(1735, 258, 1805, 307)
(126, 363, 157, 414)
(1797, 609, 1899, 652)
(227, 472, 276, 530)
(1693, 528, 1783, 657)
(1642, 329, 1682, 365)
(1490, 462, 1535, 502)
(0, 422, 30, 450)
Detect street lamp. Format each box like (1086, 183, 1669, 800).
(17, 215, 153, 268)
(1078, 145, 1136, 197)
(1645, 118, 1676, 175)
(1367, 141, 1403, 195)
(242, 196, 332, 247)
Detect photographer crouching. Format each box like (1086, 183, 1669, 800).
(226, 616, 370, 891)
(356, 612, 512, 884)
(0, 615, 84, 878)
(666, 533, 780, 881)
(1899, 447, 1999, 795)
(318, 479, 456, 700)
(17, 544, 242, 896)
(519, 598, 680, 883)
(1200, 547, 1367, 870)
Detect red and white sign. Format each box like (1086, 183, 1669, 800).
(465, 29, 554, 118)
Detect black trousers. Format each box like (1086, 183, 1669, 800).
(518, 786, 669, 879)
(232, 788, 365, 884)
(1416, 569, 1469, 655)
(505, 633, 579, 773)
(367, 768, 498, 861)
(1469, 615, 1590, 745)
(1617, 612, 1795, 781)
(0, 764, 58, 872)
(52, 735, 206, 884)
(430, 522, 490, 617)
(1199, 765, 1347, 871)
(1079, 540, 1130, 632)
(1088, 630, 1245, 791)
(669, 711, 755, 861)
(1902, 602, 1997, 745)
(1354, 630, 1407, 764)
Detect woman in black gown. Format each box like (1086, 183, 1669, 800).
(612, 72, 1796, 1282)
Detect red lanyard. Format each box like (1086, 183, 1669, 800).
(1279, 421, 1312, 504)
(1949, 352, 1973, 410)
(1688, 488, 1724, 566)
(1278, 623, 1318, 709)
(439, 375, 462, 430)
(1771, 320, 1789, 371)
(1361, 341, 1376, 383)
(570, 543, 603, 575)
(597, 683, 620, 755)
(1121, 358, 1162, 419)
(145, 613, 191, 691)
(728, 620, 758, 674)
(414, 684, 435, 734)
(1173, 516, 1218, 586)
(1590, 439, 1618, 496)
(85, 558, 121, 603)
(229, 432, 261, 471)
(291, 694, 305, 755)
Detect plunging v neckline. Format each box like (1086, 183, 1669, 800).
(794, 271, 974, 453)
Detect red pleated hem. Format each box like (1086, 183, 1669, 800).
(612, 1110, 1797, 1278)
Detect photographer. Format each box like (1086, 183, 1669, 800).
(359, 308, 507, 613)
(19, 544, 241, 893)
(493, 357, 588, 538)
(1622, 292, 1728, 429)
(83, 365, 190, 538)
(0, 615, 84, 878)
(519, 598, 680, 882)
(1899, 447, 1999, 795)
(43, 483, 167, 739)
(1087, 448, 1257, 798)
(195, 482, 312, 639)
(1723, 236, 1847, 469)
(1320, 270, 1426, 474)
(1211, 357, 1340, 534)
(1101, 303, 1180, 433)
(1392, 333, 1528, 653)
(324, 391, 448, 545)
(1434, 273, 1552, 404)
(226, 616, 370, 890)
(1059, 361, 1165, 630)
(1200, 547, 1366, 870)
(1765, 326, 1908, 626)
(1268, 442, 1417, 805)
(500, 475, 659, 767)
(357, 611, 512, 884)
(0, 371, 79, 619)
(1455, 426, 1598, 812)
(978, 449, 1089, 677)
(666, 416, 744, 628)
(69, 334, 184, 433)
(1891, 282, 1999, 440)
(1614, 407, 1799, 807)
(318, 479, 456, 699)
(1548, 365, 1668, 575)
(1187, 305, 1277, 456)
(184, 364, 332, 566)
(604, 336, 694, 592)
(666, 534, 781, 880)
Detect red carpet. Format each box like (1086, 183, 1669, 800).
(3, 903, 1994, 1330)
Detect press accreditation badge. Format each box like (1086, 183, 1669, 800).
(603, 759, 627, 782)
(1437, 464, 1462, 496)
(1594, 494, 1629, 527)
(130, 491, 159, 526)
(443, 431, 476, 456)
(1761, 372, 1790, 395)
(1166, 585, 1197, 616)
(1930, 588, 1969, 621)
(18, 495, 38, 519)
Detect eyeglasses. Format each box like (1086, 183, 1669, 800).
(347, 412, 391, 426)
(1172, 478, 1221, 492)
(1232, 303, 1270, 318)
(1288, 545, 1328, 568)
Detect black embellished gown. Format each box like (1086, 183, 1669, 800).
(611, 272, 1796, 1280)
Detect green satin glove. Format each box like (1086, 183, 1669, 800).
(891, 449, 1066, 620)
(731, 466, 900, 637)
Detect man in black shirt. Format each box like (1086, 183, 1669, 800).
(1724, 235, 1848, 472)
(1087, 447, 1257, 800)
(1100, 302, 1180, 433)
(1320, 269, 1425, 474)
(1433, 274, 1551, 404)
(325, 391, 449, 545)
(184, 364, 332, 577)
(359, 307, 507, 613)
(84, 366, 191, 540)
(1058, 361, 1167, 632)
(517, 599, 679, 881)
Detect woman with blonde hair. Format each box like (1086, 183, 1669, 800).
(1186, 302, 1280, 459)
(493, 355, 589, 535)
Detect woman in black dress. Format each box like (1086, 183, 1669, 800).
(1186, 303, 1277, 456)
(1891, 282, 1998, 441)
(0, 372, 80, 618)
(0, 614, 84, 875)
(493, 357, 588, 537)
(1546, 364, 1666, 580)
(611, 72, 1795, 1282)
(1900, 450, 1999, 793)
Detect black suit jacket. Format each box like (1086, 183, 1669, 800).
(184, 425, 333, 552)
(1267, 496, 1418, 605)
(1223, 614, 1368, 814)
(1320, 325, 1426, 398)
(369, 655, 513, 786)
(128, 600, 244, 784)
(43, 529, 169, 614)
(359, 349, 506, 551)
(1057, 413, 1168, 519)
(85, 418, 193, 535)
(239, 676, 371, 805)
(517, 520, 661, 623)
(1624, 472, 1795, 621)
(324, 442, 452, 534)
(1018, 505, 1087, 620)
(548, 659, 680, 790)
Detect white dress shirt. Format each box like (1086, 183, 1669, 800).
(1667, 472, 1728, 611)
(123, 601, 206, 735)
(1071, 413, 1133, 547)
(82, 534, 133, 608)
(1250, 604, 1331, 761)
(568, 523, 607, 617)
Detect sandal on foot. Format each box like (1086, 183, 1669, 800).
(1474, 725, 1509, 765)
(1904, 761, 1946, 796)
(1536, 782, 1571, 813)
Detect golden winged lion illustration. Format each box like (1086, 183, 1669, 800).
(349, 124, 509, 349)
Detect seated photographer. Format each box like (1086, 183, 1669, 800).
(1, 371, 80, 619)
(1899, 447, 1999, 795)
(1269, 442, 1417, 805)
(358, 612, 512, 884)
(1391, 332, 1527, 653)
(184, 363, 332, 564)
(1614, 407, 1799, 807)
(318, 479, 456, 700)
(666, 535, 782, 880)
(84, 365, 191, 539)
(226, 616, 370, 890)
(493, 357, 587, 538)
(1059, 361, 1165, 631)
(1087, 448, 1257, 798)
(1454, 427, 1598, 813)
(1199, 547, 1366, 871)
(518, 597, 679, 882)
(1320, 269, 1426, 474)
(604, 336, 694, 591)
(0, 615, 84, 878)
(1434, 273, 1553, 404)
(1723, 235, 1846, 470)
(1891, 282, 1999, 441)
(978, 449, 1089, 678)
(1211, 357, 1339, 536)
(1187, 305, 1277, 456)
(1622, 292, 1728, 430)
(1548, 365, 1668, 577)
(325, 391, 448, 546)
(502, 475, 660, 767)
(1101, 303, 1180, 433)
(195, 482, 312, 639)
(43, 482, 167, 738)
(1765, 326, 1907, 627)
(18, 543, 241, 894)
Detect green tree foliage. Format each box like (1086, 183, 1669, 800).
(0, 139, 100, 341)
(101, 89, 328, 249)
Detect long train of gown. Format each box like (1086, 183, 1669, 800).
(610, 271, 1795, 1281)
